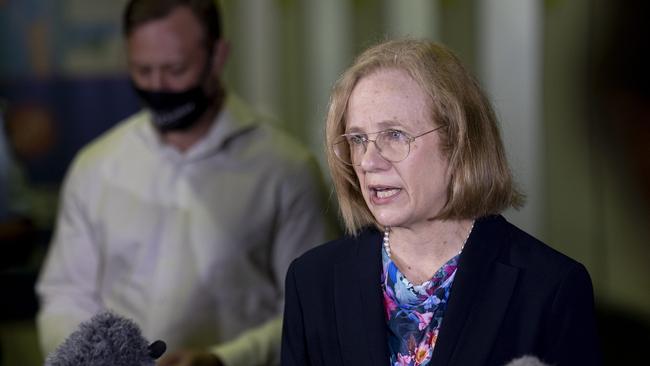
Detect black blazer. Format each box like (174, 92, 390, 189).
(281, 215, 601, 366)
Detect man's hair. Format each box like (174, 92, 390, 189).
(325, 39, 524, 235)
(123, 0, 221, 49)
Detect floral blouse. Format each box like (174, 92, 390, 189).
(381, 246, 460, 366)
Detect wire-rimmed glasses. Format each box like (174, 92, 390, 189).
(332, 125, 446, 166)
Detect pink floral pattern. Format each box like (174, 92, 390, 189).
(382, 246, 460, 366)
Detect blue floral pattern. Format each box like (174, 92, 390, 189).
(381, 246, 460, 366)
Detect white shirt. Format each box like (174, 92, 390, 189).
(36, 95, 336, 365)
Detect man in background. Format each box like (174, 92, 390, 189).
(0, 108, 32, 255)
(35, 1, 336, 365)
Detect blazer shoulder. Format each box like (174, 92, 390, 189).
(486, 215, 590, 282)
(290, 227, 380, 275)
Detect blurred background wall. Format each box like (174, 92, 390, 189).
(1, 0, 648, 364)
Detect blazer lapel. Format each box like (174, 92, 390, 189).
(431, 215, 519, 366)
(334, 229, 390, 366)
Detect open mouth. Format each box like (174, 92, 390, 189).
(372, 187, 401, 199)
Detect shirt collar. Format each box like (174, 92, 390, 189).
(135, 93, 258, 163)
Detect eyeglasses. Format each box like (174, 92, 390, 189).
(332, 125, 446, 166)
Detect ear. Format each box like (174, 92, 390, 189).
(210, 38, 230, 76)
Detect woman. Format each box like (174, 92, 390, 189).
(281, 39, 601, 366)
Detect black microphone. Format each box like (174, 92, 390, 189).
(45, 311, 166, 366)
(147, 339, 167, 360)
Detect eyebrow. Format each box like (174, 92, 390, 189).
(345, 120, 407, 134)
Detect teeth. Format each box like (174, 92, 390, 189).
(376, 188, 400, 199)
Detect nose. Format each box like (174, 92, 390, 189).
(147, 70, 168, 90)
(135, 69, 171, 91)
(359, 140, 391, 172)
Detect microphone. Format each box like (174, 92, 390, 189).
(504, 355, 550, 366)
(147, 339, 167, 360)
(45, 311, 166, 366)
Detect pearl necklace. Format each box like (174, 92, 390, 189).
(383, 220, 475, 258)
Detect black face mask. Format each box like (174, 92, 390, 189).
(133, 84, 210, 132)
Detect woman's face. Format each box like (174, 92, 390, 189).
(346, 68, 450, 230)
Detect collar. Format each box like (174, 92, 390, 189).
(333, 215, 520, 366)
(135, 93, 258, 163)
(430, 215, 519, 365)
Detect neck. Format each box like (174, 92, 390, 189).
(389, 219, 473, 256)
(385, 219, 474, 285)
(162, 89, 224, 152)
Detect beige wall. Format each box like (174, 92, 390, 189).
(543, 0, 650, 321)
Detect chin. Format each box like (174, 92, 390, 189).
(372, 211, 406, 229)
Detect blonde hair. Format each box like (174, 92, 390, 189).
(325, 39, 524, 235)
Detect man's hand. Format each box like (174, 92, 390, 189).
(158, 349, 224, 366)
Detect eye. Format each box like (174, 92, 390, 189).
(169, 65, 188, 77)
(346, 134, 366, 145)
(131, 65, 151, 78)
(383, 129, 409, 142)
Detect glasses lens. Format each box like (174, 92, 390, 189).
(376, 130, 410, 162)
(333, 136, 354, 165)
